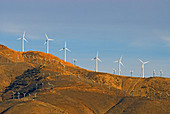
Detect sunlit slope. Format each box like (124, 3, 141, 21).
(0, 100, 67, 114)
(0, 44, 169, 114)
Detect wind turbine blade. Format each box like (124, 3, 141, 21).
(73, 58, 77, 61)
(59, 48, 64, 51)
(66, 48, 71, 52)
(45, 33, 48, 40)
(120, 61, 124, 66)
(97, 58, 102, 62)
(144, 61, 149, 64)
(114, 61, 118, 63)
(17, 38, 22, 40)
(119, 56, 122, 61)
(48, 39, 54, 41)
(24, 38, 28, 42)
(91, 58, 95, 61)
(44, 41, 47, 45)
(138, 58, 143, 63)
(23, 32, 25, 37)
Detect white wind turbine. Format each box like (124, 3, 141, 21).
(59, 41, 71, 62)
(138, 58, 149, 78)
(114, 56, 124, 75)
(73, 58, 77, 65)
(44, 33, 54, 53)
(17, 32, 28, 52)
(91, 51, 102, 72)
(130, 70, 134, 77)
(160, 70, 163, 77)
(113, 68, 116, 74)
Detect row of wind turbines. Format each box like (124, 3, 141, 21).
(17, 32, 159, 78)
(113, 56, 149, 78)
(88, 48, 150, 78)
(18, 32, 71, 62)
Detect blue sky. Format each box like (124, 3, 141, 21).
(0, 0, 170, 78)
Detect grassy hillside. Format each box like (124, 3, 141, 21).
(0, 44, 169, 114)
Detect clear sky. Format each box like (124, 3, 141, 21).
(0, 0, 170, 78)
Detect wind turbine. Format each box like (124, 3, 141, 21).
(17, 32, 28, 52)
(160, 70, 163, 77)
(44, 33, 54, 53)
(73, 58, 77, 65)
(91, 51, 102, 72)
(130, 70, 134, 77)
(153, 69, 156, 77)
(59, 41, 71, 62)
(113, 68, 116, 74)
(114, 56, 124, 75)
(138, 58, 149, 78)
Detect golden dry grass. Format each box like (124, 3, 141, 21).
(0, 44, 169, 114)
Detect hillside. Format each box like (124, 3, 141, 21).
(0, 44, 169, 114)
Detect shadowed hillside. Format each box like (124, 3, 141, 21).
(0, 44, 169, 114)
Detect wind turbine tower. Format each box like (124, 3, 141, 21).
(113, 68, 116, 74)
(17, 32, 28, 52)
(59, 41, 71, 62)
(73, 58, 77, 65)
(153, 69, 156, 77)
(130, 70, 133, 77)
(114, 56, 124, 75)
(160, 70, 163, 77)
(91, 51, 102, 72)
(44, 33, 54, 53)
(138, 58, 149, 78)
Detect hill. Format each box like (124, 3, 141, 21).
(0, 44, 169, 114)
